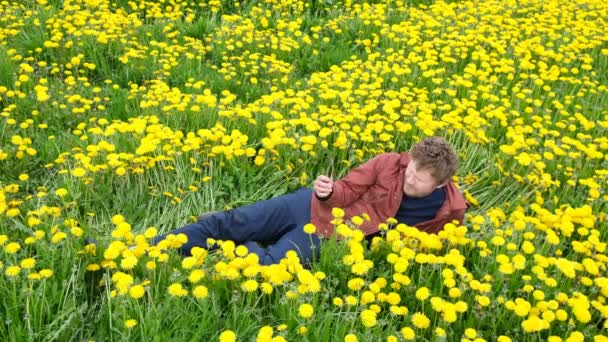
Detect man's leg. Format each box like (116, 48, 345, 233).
(153, 189, 312, 256)
(255, 223, 321, 266)
(247, 187, 318, 265)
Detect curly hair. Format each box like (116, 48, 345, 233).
(410, 137, 459, 184)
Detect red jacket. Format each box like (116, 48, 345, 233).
(310, 152, 469, 238)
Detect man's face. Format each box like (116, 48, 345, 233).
(403, 159, 443, 197)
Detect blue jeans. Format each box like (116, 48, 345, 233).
(153, 188, 320, 265)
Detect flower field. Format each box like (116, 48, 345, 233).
(1, 0, 607, 340)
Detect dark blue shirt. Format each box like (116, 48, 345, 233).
(394, 187, 445, 226)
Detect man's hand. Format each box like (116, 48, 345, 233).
(314, 175, 334, 199)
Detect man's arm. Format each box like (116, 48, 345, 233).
(314, 154, 387, 208)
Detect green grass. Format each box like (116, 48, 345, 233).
(1, 0, 608, 340)
(0, 48, 17, 89)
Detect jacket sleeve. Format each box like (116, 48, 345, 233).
(452, 208, 466, 225)
(320, 153, 386, 209)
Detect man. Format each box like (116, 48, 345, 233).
(153, 136, 468, 265)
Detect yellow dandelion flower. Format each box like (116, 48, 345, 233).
(566, 331, 584, 342)
(28, 272, 41, 281)
(303, 223, 316, 234)
(448, 287, 462, 298)
(182, 257, 197, 270)
(475, 295, 491, 307)
(360, 309, 376, 327)
(144, 227, 158, 239)
(260, 282, 273, 295)
(192, 285, 209, 299)
(5, 242, 20, 254)
(55, 188, 68, 197)
(5, 265, 21, 277)
(124, 319, 137, 329)
(51, 231, 67, 244)
(415, 287, 430, 301)
(112, 215, 125, 225)
(241, 279, 259, 292)
(188, 269, 205, 283)
(235, 245, 249, 257)
(345, 296, 358, 306)
(70, 226, 83, 237)
(20, 258, 36, 269)
(129, 285, 145, 299)
(464, 328, 477, 339)
(299, 303, 314, 319)
(344, 334, 358, 342)
(401, 327, 415, 340)
(331, 207, 345, 218)
(257, 326, 273, 340)
(521, 315, 550, 333)
(71, 167, 86, 177)
(347, 277, 365, 291)
(39, 269, 53, 278)
(167, 283, 188, 297)
(115, 167, 127, 176)
(411, 312, 430, 329)
(86, 263, 101, 271)
(120, 256, 138, 270)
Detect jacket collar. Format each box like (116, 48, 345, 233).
(399, 152, 411, 168)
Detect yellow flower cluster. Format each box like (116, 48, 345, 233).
(1, 0, 607, 339)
